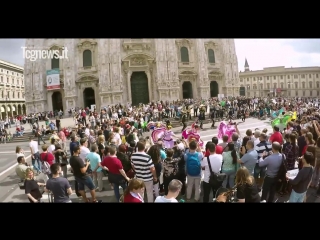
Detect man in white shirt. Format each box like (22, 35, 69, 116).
(201, 142, 223, 203)
(79, 138, 90, 163)
(155, 179, 182, 203)
(29, 136, 41, 174)
(84, 124, 90, 137)
(253, 130, 261, 147)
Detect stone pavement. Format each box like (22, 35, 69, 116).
(1, 117, 320, 202)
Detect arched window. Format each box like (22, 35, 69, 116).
(51, 54, 59, 69)
(83, 50, 92, 67)
(208, 49, 215, 63)
(180, 47, 189, 63)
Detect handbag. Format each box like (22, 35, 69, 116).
(207, 156, 226, 187)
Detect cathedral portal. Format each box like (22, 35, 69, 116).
(131, 72, 149, 106)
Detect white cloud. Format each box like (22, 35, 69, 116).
(235, 39, 320, 71)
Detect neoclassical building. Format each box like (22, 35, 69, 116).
(0, 60, 25, 119)
(239, 59, 320, 97)
(24, 39, 240, 113)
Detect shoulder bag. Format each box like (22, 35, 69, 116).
(207, 156, 226, 187)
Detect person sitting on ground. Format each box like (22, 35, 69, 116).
(15, 156, 30, 181)
(44, 163, 73, 203)
(155, 179, 182, 203)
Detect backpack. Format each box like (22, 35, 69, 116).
(163, 158, 179, 178)
(41, 153, 51, 174)
(276, 154, 287, 181)
(186, 152, 201, 176)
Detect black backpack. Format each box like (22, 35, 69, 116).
(277, 154, 287, 182)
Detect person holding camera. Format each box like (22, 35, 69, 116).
(70, 146, 100, 203)
(258, 142, 283, 202)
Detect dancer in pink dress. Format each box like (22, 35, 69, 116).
(162, 125, 177, 149)
(217, 121, 237, 142)
(182, 124, 204, 147)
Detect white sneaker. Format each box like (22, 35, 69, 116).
(260, 200, 266, 203)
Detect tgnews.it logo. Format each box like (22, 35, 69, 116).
(22, 46, 68, 61)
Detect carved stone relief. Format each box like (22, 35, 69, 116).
(130, 57, 146, 66)
(68, 100, 74, 107)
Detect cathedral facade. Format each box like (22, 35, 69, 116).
(24, 39, 240, 113)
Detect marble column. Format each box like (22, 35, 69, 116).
(127, 70, 132, 103)
(145, 70, 152, 102)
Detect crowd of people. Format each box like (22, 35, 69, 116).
(12, 96, 320, 203)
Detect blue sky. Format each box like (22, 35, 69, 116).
(0, 39, 319, 71)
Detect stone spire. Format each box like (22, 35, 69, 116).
(244, 58, 249, 72)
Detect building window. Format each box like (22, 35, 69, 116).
(317, 91, 319, 96)
(7, 77, 8, 83)
(310, 90, 312, 96)
(247, 85, 250, 90)
(1, 91, 3, 98)
(180, 47, 189, 63)
(83, 50, 93, 67)
(287, 83, 291, 89)
(309, 74, 312, 78)
(287, 75, 290, 79)
(295, 82, 298, 88)
(260, 83, 263, 89)
(309, 82, 312, 88)
(267, 83, 270, 89)
(294, 75, 298, 79)
(316, 74, 319, 78)
(253, 77, 256, 81)
(7, 91, 9, 98)
(301, 74, 305, 78)
(267, 76, 269, 80)
(317, 81, 320, 88)
(288, 91, 291, 97)
(295, 91, 298, 96)
(302, 91, 305, 96)
(280, 82, 284, 88)
(18, 92, 20, 98)
(280, 75, 283, 79)
(302, 82, 305, 88)
(0, 76, 2, 82)
(51, 54, 59, 69)
(208, 49, 215, 63)
(17, 80, 19, 85)
(12, 92, 15, 98)
(247, 78, 249, 81)
(254, 92, 256, 96)
(273, 83, 277, 88)
(260, 77, 262, 80)
(274, 76, 276, 80)
(240, 78, 243, 82)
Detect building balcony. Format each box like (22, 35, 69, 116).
(207, 63, 220, 72)
(78, 66, 97, 75)
(122, 39, 151, 51)
(178, 61, 194, 68)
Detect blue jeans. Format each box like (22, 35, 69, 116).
(113, 182, 127, 202)
(32, 152, 41, 172)
(222, 170, 236, 188)
(289, 189, 306, 203)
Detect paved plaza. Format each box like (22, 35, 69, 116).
(0, 117, 319, 202)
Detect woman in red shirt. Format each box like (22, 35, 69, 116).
(122, 179, 145, 203)
(40, 144, 54, 166)
(101, 147, 131, 202)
